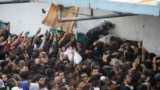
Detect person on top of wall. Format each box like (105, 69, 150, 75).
(84, 20, 115, 50)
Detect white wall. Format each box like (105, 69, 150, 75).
(73, 8, 160, 55)
(0, 3, 160, 55)
(0, 2, 50, 36)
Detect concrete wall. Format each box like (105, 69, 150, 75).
(0, 3, 160, 55)
(73, 8, 160, 55)
(0, 2, 50, 35)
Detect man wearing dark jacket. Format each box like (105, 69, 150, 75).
(84, 21, 115, 50)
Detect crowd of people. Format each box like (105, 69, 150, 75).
(0, 21, 160, 90)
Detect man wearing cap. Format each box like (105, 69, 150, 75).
(84, 21, 115, 50)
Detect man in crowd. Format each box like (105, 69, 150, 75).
(84, 20, 115, 50)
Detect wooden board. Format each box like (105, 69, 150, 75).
(42, 3, 78, 32)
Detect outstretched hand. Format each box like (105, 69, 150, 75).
(19, 31, 24, 37)
(35, 28, 41, 35)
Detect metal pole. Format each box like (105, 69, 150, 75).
(0, 0, 30, 4)
(58, 5, 63, 21)
(62, 9, 93, 17)
(90, 9, 94, 16)
(58, 13, 137, 22)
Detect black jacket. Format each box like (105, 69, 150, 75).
(86, 23, 109, 42)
